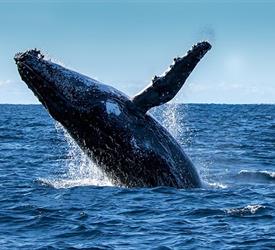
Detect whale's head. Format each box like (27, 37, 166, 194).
(14, 49, 130, 130)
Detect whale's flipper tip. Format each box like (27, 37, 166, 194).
(188, 41, 211, 59)
(132, 41, 211, 113)
(193, 41, 212, 50)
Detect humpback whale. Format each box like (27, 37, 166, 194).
(15, 41, 211, 188)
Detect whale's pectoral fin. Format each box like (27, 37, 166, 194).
(132, 41, 211, 113)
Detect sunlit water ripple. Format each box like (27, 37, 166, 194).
(0, 104, 274, 249)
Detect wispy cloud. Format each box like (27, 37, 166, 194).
(0, 79, 38, 104)
(179, 81, 275, 104)
(0, 80, 12, 86)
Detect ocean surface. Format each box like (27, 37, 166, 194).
(0, 104, 274, 249)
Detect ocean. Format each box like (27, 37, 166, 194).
(0, 104, 274, 249)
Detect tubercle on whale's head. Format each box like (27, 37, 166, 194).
(14, 49, 121, 126)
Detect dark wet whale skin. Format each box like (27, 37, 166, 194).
(14, 48, 205, 188)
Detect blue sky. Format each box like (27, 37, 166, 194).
(0, 0, 274, 104)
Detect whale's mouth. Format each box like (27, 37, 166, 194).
(15, 59, 46, 107)
(16, 60, 41, 92)
(14, 49, 70, 117)
(14, 49, 45, 86)
(14, 49, 46, 84)
(14, 49, 46, 90)
(15, 50, 52, 107)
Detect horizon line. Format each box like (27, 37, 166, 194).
(0, 102, 274, 106)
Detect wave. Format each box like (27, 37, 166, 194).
(186, 204, 268, 218)
(226, 204, 267, 217)
(236, 170, 275, 183)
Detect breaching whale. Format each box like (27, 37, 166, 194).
(15, 41, 211, 188)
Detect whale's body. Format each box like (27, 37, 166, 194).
(15, 42, 211, 188)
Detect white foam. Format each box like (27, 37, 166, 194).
(239, 170, 275, 178)
(37, 177, 110, 189)
(226, 204, 265, 215)
(203, 181, 228, 189)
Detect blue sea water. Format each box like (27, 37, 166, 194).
(0, 104, 274, 249)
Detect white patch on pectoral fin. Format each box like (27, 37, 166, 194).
(105, 101, 121, 116)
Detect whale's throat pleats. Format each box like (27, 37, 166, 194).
(132, 41, 211, 113)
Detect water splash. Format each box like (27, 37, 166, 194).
(42, 123, 112, 189)
(161, 104, 220, 188)
(162, 103, 183, 141)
